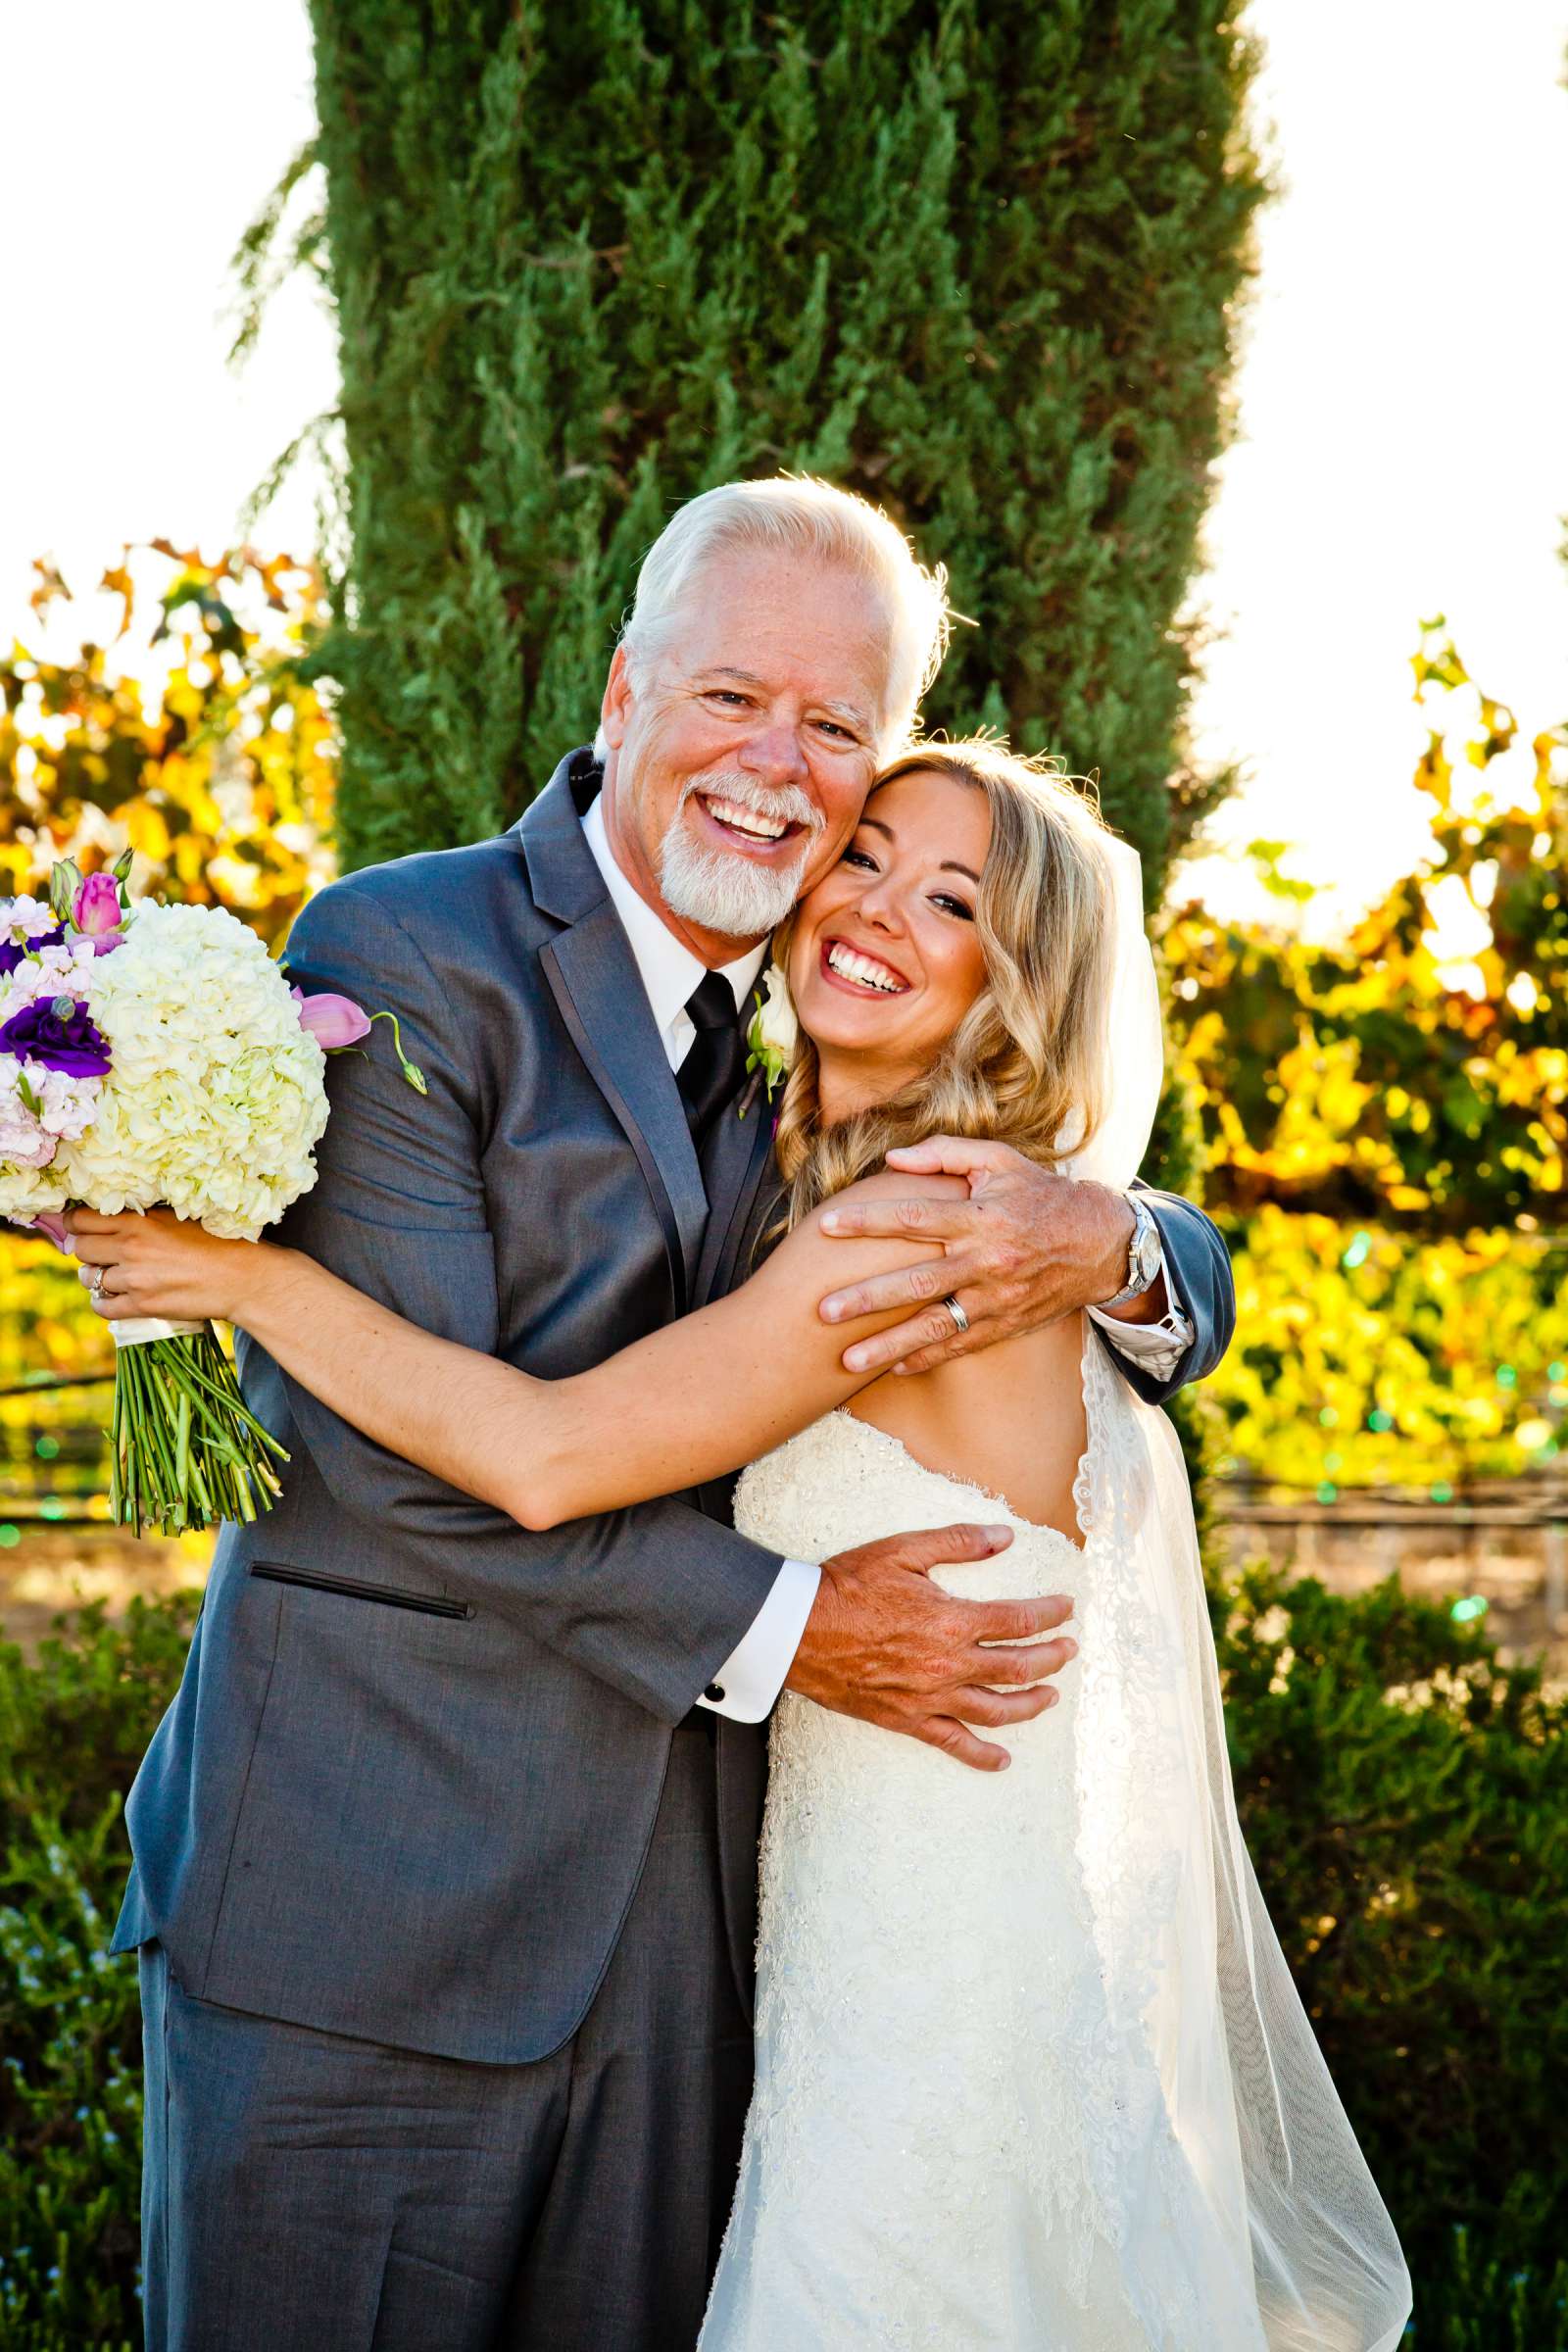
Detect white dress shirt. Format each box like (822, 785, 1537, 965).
(583, 795, 820, 1721)
(1085, 1294, 1193, 1374)
(581, 793, 1193, 1724)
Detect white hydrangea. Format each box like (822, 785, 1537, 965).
(52, 901, 331, 1240)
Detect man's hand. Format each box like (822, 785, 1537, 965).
(816, 1138, 1143, 1377)
(786, 1520, 1077, 1773)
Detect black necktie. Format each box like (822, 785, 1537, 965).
(677, 972, 749, 1145)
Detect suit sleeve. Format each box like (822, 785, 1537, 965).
(1091, 1181, 1236, 1409)
(248, 880, 786, 1727)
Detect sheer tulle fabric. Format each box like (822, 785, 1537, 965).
(1054, 832, 1165, 1193)
(1082, 833, 1409, 2344)
(1094, 1370, 1411, 2349)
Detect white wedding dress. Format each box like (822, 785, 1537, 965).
(698, 838, 1411, 2350)
(698, 1321, 1411, 2351)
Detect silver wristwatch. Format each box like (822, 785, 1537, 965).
(1099, 1194, 1163, 1310)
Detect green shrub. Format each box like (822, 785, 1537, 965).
(0, 1594, 199, 2352)
(1410, 2230, 1568, 2349)
(1216, 1563, 1568, 2297)
(2, 1577, 1565, 2344)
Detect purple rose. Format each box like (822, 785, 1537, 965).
(0, 922, 64, 977)
(72, 872, 125, 953)
(0, 994, 113, 1077)
(292, 986, 372, 1051)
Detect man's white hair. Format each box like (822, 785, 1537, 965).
(594, 475, 951, 760)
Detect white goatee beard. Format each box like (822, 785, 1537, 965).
(657, 779, 818, 939)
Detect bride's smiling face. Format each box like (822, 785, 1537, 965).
(787, 767, 992, 1105)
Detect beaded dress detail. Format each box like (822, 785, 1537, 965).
(699, 1318, 1410, 2351)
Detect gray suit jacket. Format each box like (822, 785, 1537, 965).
(112, 749, 1234, 2064)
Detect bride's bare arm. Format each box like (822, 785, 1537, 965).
(64, 1179, 956, 1529)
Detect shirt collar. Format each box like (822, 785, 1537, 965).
(581, 791, 768, 1048)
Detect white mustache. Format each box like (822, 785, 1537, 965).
(678, 774, 824, 838)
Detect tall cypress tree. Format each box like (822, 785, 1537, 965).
(307, 1, 1262, 888)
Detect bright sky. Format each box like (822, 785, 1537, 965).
(1, 7, 334, 613)
(1184, 0, 1568, 927)
(4, 1, 1566, 929)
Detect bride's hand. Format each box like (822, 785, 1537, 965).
(63, 1207, 279, 1327)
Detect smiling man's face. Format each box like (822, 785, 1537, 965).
(597, 545, 893, 963)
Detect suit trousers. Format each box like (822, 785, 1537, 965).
(137, 1718, 753, 2351)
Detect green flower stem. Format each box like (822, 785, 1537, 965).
(367, 1008, 427, 1094)
(168, 1349, 288, 1457)
(174, 1390, 191, 1497)
(108, 1324, 290, 1539)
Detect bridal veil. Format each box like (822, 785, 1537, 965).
(1064, 835, 1412, 2350)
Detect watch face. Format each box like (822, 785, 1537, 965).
(1134, 1211, 1162, 1287)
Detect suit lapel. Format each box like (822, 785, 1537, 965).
(524, 754, 709, 1312)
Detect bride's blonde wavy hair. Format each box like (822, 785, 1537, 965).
(771, 739, 1120, 1231)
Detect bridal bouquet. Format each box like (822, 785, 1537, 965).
(0, 857, 423, 1536)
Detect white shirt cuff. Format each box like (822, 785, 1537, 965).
(697, 1556, 821, 1723)
(1088, 1299, 1194, 1382)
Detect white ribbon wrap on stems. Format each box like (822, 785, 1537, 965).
(109, 1316, 206, 1347)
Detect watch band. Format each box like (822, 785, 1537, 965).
(1099, 1194, 1162, 1311)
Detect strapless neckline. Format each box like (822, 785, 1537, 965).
(827, 1406, 1089, 1560)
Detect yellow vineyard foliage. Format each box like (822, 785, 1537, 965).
(1, 547, 338, 1517)
(2, 542, 335, 941)
(2, 582, 1561, 1499)
(1164, 628, 1567, 1485)
(1210, 1208, 1567, 1489)
(1163, 626, 1568, 1233)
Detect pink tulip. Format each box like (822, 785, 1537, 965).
(72, 872, 125, 952)
(26, 1211, 72, 1253)
(292, 987, 372, 1050)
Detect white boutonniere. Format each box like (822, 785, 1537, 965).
(742, 962, 798, 1116)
